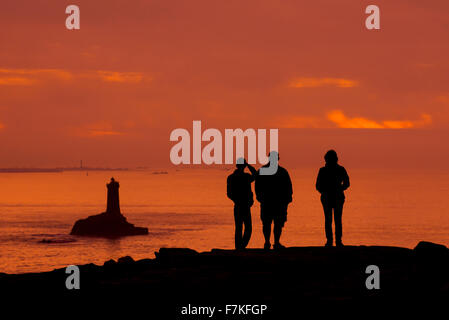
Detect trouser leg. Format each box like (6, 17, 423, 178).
(261, 204, 272, 244)
(262, 222, 271, 244)
(334, 201, 344, 243)
(241, 206, 252, 248)
(273, 203, 287, 245)
(234, 206, 243, 249)
(273, 223, 282, 245)
(322, 202, 333, 242)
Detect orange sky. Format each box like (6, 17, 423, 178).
(0, 0, 448, 169)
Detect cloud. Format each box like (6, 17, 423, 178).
(0, 68, 72, 85)
(0, 77, 36, 86)
(88, 130, 124, 136)
(95, 71, 145, 83)
(289, 77, 358, 88)
(0, 122, 4, 130)
(0, 68, 72, 77)
(70, 121, 126, 137)
(327, 110, 432, 129)
(277, 110, 432, 129)
(0, 68, 149, 85)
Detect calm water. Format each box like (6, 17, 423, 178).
(1, 168, 448, 274)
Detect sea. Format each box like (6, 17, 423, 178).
(1, 168, 448, 274)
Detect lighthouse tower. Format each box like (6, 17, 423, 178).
(106, 177, 121, 214)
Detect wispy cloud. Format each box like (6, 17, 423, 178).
(327, 110, 432, 129)
(88, 130, 124, 136)
(277, 115, 328, 128)
(0, 68, 72, 77)
(289, 77, 358, 88)
(0, 68, 149, 86)
(277, 110, 432, 129)
(70, 121, 126, 137)
(0, 77, 36, 86)
(0, 68, 72, 85)
(95, 71, 145, 83)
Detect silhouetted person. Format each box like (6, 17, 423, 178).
(106, 177, 121, 214)
(227, 158, 257, 250)
(255, 152, 293, 250)
(316, 150, 350, 247)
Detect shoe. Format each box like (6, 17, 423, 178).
(336, 241, 344, 247)
(273, 243, 286, 250)
(325, 241, 333, 247)
(264, 242, 271, 250)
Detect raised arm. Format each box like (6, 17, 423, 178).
(245, 160, 257, 181)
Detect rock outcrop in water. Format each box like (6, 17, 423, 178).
(70, 178, 148, 237)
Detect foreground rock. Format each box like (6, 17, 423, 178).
(70, 178, 148, 237)
(0, 242, 448, 316)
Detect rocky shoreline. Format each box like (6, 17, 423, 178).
(1, 241, 448, 316)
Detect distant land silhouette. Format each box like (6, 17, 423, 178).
(58, 166, 129, 172)
(0, 166, 128, 173)
(0, 167, 63, 173)
(152, 171, 169, 174)
(70, 177, 148, 237)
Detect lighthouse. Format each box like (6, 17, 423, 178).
(106, 177, 121, 214)
(70, 177, 148, 237)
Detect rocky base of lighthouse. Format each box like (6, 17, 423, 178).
(70, 212, 149, 237)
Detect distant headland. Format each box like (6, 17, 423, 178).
(0, 166, 128, 173)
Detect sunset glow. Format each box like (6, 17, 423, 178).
(0, 0, 448, 170)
